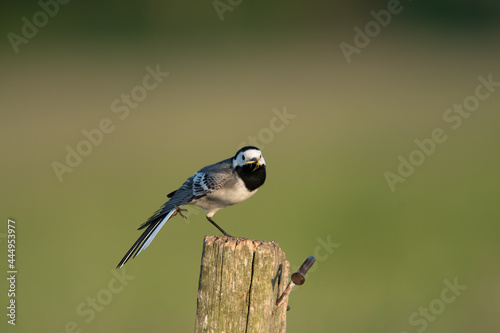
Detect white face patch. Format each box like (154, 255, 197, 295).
(232, 148, 266, 168)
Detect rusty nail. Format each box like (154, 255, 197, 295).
(276, 280, 296, 308)
(276, 256, 316, 308)
(291, 256, 315, 285)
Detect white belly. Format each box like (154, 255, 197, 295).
(191, 177, 257, 213)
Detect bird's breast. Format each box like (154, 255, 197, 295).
(192, 177, 257, 212)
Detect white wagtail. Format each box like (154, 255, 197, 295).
(116, 146, 266, 268)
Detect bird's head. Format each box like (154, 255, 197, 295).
(232, 146, 266, 171)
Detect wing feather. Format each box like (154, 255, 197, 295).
(116, 157, 234, 268)
(192, 158, 233, 197)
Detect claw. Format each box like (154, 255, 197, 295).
(174, 206, 188, 219)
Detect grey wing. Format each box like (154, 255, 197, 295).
(140, 158, 232, 229)
(116, 158, 234, 268)
(192, 158, 234, 197)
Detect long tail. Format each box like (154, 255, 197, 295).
(116, 208, 176, 269)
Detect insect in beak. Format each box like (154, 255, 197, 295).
(245, 159, 260, 172)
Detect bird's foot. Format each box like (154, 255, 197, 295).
(174, 206, 188, 219)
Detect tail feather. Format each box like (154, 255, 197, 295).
(134, 210, 174, 257)
(116, 208, 176, 269)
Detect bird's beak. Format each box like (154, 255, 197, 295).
(245, 158, 260, 171)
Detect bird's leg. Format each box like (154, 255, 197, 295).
(206, 216, 232, 237)
(173, 206, 188, 219)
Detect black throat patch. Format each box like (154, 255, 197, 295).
(235, 164, 266, 192)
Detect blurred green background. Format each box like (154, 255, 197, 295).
(2, 1, 500, 332)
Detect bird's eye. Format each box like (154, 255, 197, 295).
(242, 155, 246, 161)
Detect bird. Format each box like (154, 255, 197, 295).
(116, 146, 266, 268)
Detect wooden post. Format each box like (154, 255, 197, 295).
(195, 235, 290, 333)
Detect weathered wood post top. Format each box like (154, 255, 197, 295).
(195, 235, 290, 333)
